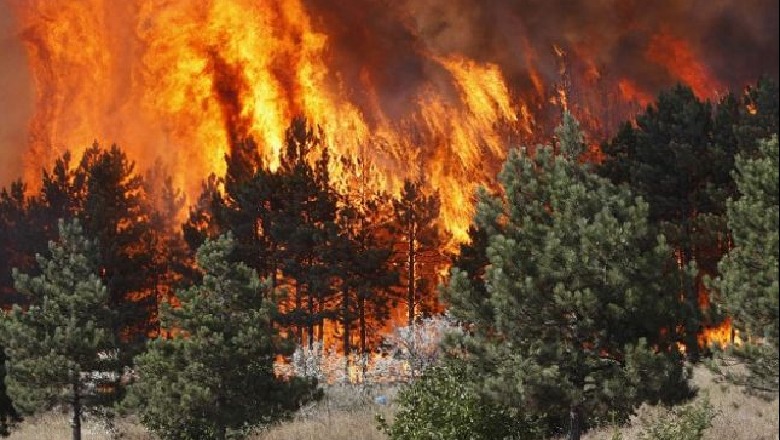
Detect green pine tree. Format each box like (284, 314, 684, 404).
(598, 85, 740, 359)
(711, 135, 779, 394)
(0, 219, 117, 440)
(0, 350, 20, 436)
(444, 113, 692, 440)
(599, 80, 780, 357)
(126, 234, 318, 440)
(212, 119, 340, 347)
(273, 119, 338, 347)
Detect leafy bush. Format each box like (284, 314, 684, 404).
(377, 362, 542, 440)
(639, 397, 717, 440)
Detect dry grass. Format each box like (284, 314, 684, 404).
(6, 367, 778, 440)
(581, 366, 779, 440)
(4, 413, 152, 440)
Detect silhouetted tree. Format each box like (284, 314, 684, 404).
(393, 179, 442, 326)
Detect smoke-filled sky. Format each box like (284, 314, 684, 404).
(302, 0, 778, 96)
(0, 0, 778, 188)
(0, 1, 32, 183)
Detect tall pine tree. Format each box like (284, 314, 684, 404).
(711, 135, 779, 394)
(126, 234, 318, 440)
(330, 156, 398, 363)
(393, 179, 443, 326)
(79, 143, 161, 354)
(444, 114, 692, 440)
(1, 219, 117, 440)
(598, 85, 738, 358)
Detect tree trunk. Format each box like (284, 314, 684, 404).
(216, 385, 226, 440)
(407, 227, 415, 327)
(342, 284, 350, 380)
(568, 403, 581, 440)
(359, 295, 367, 378)
(307, 283, 315, 349)
(295, 281, 303, 345)
(72, 371, 81, 440)
(681, 243, 701, 363)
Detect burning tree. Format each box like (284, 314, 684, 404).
(185, 118, 409, 353)
(392, 179, 444, 327)
(442, 114, 692, 440)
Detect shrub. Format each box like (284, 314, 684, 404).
(639, 397, 717, 440)
(377, 362, 542, 440)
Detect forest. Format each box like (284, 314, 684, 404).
(0, 77, 778, 440)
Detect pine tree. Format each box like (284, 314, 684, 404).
(0, 181, 38, 306)
(126, 234, 318, 440)
(273, 120, 339, 346)
(444, 113, 692, 440)
(0, 350, 20, 436)
(0, 219, 117, 440)
(449, 225, 492, 327)
(183, 173, 225, 252)
(144, 160, 195, 334)
(330, 158, 398, 364)
(393, 179, 443, 327)
(737, 77, 779, 155)
(0, 180, 31, 436)
(711, 135, 779, 394)
(78, 143, 161, 358)
(216, 119, 342, 347)
(598, 85, 737, 359)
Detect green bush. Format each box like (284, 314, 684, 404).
(377, 363, 542, 440)
(639, 397, 717, 440)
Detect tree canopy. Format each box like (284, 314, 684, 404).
(126, 234, 318, 440)
(1, 219, 117, 440)
(711, 135, 779, 394)
(444, 113, 692, 440)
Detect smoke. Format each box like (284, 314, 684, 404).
(304, 0, 778, 95)
(0, 3, 32, 186)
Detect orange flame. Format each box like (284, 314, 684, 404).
(8, 0, 528, 245)
(700, 317, 737, 349)
(5, 1, 758, 353)
(618, 79, 653, 107)
(646, 31, 724, 99)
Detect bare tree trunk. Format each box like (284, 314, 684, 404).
(359, 295, 367, 379)
(407, 227, 415, 327)
(72, 370, 81, 440)
(568, 403, 581, 440)
(342, 284, 350, 379)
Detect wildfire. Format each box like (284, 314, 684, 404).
(7, 0, 532, 244)
(646, 31, 724, 99)
(618, 79, 653, 107)
(3, 0, 771, 357)
(700, 317, 739, 349)
(7, 0, 760, 244)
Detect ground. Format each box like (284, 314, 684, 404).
(5, 367, 778, 440)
